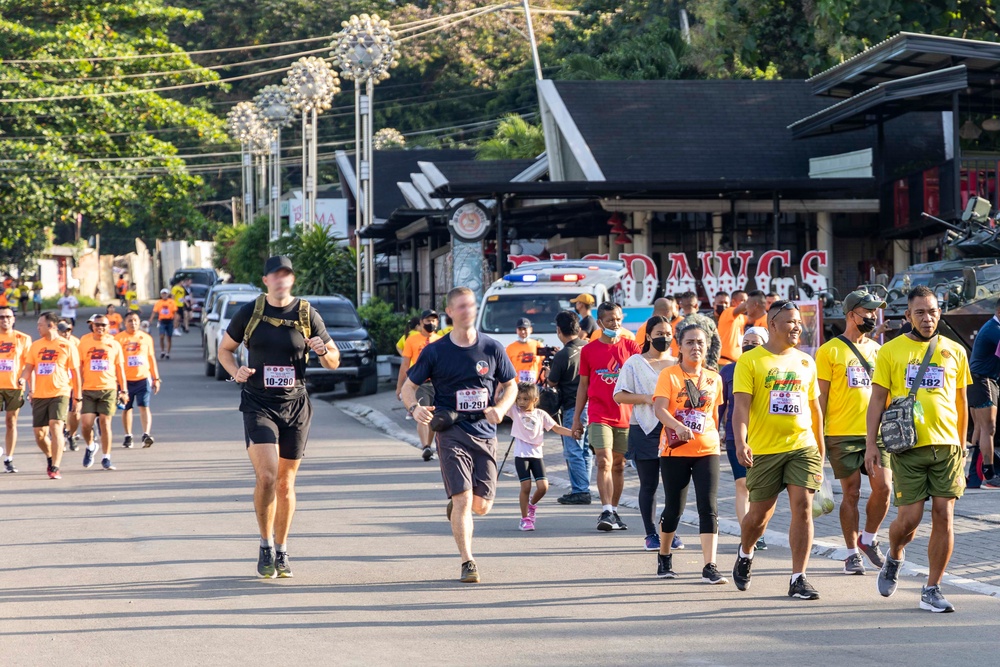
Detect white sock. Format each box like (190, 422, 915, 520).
(275, 543, 286, 554)
(4, 456, 10, 462)
(612, 506, 618, 514)
(846, 547, 860, 556)
(87, 443, 97, 452)
(102, 454, 110, 461)
(739, 546, 754, 560)
(861, 531, 877, 546)
(602, 504, 613, 512)
(790, 572, 804, 583)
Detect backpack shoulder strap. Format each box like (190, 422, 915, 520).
(242, 295, 267, 346)
(837, 335, 873, 376)
(297, 298, 311, 339)
(908, 335, 938, 398)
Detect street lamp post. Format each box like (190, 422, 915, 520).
(226, 101, 263, 225)
(254, 85, 295, 242)
(284, 57, 340, 232)
(333, 13, 399, 305)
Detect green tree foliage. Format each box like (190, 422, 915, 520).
(0, 1, 230, 264)
(475, 114, 546, 160)
(213, 215, 269, 285)
(357, 296, 415, 356)
(273, 225, 356, 300)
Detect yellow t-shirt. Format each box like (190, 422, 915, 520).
(126, 290, 140, 311)
(395, 329, 418, 354)
(871, 335, 972, 448)
(816, 336, 880, 437)
(171, 284, 186, 307)
(732, 345, 820, 455)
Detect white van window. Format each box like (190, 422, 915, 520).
(480, 294, 575, 334)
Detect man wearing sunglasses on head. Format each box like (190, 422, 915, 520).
(731, 299, 826, 600)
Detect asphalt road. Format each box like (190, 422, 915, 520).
(1, 314, 997, 666)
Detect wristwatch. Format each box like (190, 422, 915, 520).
(407, 403, 419, 414)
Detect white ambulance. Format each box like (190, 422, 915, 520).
(476, 260, 628, 348)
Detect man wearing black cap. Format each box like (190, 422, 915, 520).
(506, 317, 544, 384)
(218, 255, 340, 579)
(396, 309, 440, 460)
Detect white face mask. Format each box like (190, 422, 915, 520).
(517, 334, 529, 343)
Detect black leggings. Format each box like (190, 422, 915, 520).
(635, 458, 661, 535)
(659, 455, 719, 535)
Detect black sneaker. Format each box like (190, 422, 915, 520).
(4, 460, 17, 473)
(657, 553, 677, 579)
(597, 510, 615, 532)
(122, 435, 134, 449)
(702, 563, 728, 585)
(612, 512, 628, 530)
(859, 538, 885, 568)
(257, 546, 276, 578)
(142, 434, 154, 448)
(68, 435, 79, 451)
(421, 446, 434, 461)
(733, 555, 753, 591)
(275, 551, 293, 578)
(460, 560, 480, 583)
(557, 492, 592, 505)
(788, 575, 820, 600)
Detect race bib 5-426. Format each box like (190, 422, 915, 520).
(769, 390, 804, 415)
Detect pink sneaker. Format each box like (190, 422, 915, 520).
(527, 503, 537, 521)
(519, 517, 535, 531)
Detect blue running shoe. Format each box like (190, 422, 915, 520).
(671, 535, 685, 550)
(82, 447, 95, 468)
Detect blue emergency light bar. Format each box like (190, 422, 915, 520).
(502, 272, 584, 283)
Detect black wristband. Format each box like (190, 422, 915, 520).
(317, 349, 327, 356)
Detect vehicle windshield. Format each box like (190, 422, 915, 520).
(888, 270, 964, 291)
(480, 294, 576, 334)
(174, 271, 215, 285)
(314, 302, 361, 328)
(189, 285, 208, 297)
(223, 300, 252, 320)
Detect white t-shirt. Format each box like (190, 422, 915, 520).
(57, 295, 79, 318)
(614, 354, 662, 434)
(509, 405, 556, 459)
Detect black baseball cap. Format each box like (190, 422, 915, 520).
(516, 317, 532, 328)
(420, 309, 439, 320)
(264, 255, 294, 275)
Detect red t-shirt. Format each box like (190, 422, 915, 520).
(579, 337, 642, 428)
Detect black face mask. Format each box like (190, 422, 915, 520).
(650, 336, 670, 352)
(742, 343, 758, 354)
(715, 305, 726, 315)
(423, 323, 436, 333)
(910, 325, 938, 341)
(856, 317, 876, 334)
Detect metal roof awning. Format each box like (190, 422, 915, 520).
(430, 177, 875, 201)
(808, 32, 1000, 98)
(789, 65, 970, 139)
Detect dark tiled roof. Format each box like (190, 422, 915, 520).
(552, 80, 943, 182)
(433, 159, 537, 185)
(370, 148, 474, 219)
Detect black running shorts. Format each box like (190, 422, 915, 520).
(240, 389, 312, 460)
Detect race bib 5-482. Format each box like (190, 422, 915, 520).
(906, 364, 944, 389)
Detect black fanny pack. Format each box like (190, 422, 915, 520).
(430, 410, 487, 432)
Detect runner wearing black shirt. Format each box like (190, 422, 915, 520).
(218, 256, 339, 579)
(402, 286, 517, 583)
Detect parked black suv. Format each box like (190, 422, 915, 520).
(302, 295, 378, 395)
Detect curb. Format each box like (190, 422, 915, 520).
(336, 400, 1000, 599)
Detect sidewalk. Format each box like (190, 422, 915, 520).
(330, 381, 1000, 597)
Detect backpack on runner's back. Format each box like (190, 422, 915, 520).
(242, 294, 311, 346)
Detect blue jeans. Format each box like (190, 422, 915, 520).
(561, 405, 593, 494)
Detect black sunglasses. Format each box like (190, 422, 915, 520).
(767, 300, 797, 320)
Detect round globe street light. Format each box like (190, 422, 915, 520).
(333, 13, 399, 304)
(284, 57, 341, 231)
(227, 101, 263, 225)
(255, 85, 296, 242)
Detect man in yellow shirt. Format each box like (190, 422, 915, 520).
(116, 311, 161, 449)
(0, 306, 30, 473)
(867, 285, 971, 613)
(731, 300, 824, 600)
(396, 309, 440, 461)
(171, 280, 189, 334)
(22, 312, 81, 479)
(149, 288, 178, 359)
(717, 290, 767, 366)
(125, 282, 140, 314)
(77, 314, 128, 471)
(816, 290, 890, 576)
(507, 317, 545, 384)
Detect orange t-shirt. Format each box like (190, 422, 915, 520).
(506, 339, 544, 383)
(115, 331, 159, 382)
(402, 332, 439, 369)
(717, 308, 747, 365)
(77, 334, 127, 391)
(107, 313, 124, 335)
(0, 330, 30, 390)
(26, 336, 79, 399)
(653, 364, 723, 457)
(636, 321, 680, 357)
(153, 299, 177, 321)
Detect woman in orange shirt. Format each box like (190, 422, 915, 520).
(652, 322, 725, 584)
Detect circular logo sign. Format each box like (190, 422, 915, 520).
(449, 202, 491, 242)
(475, 360, 489, 376)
